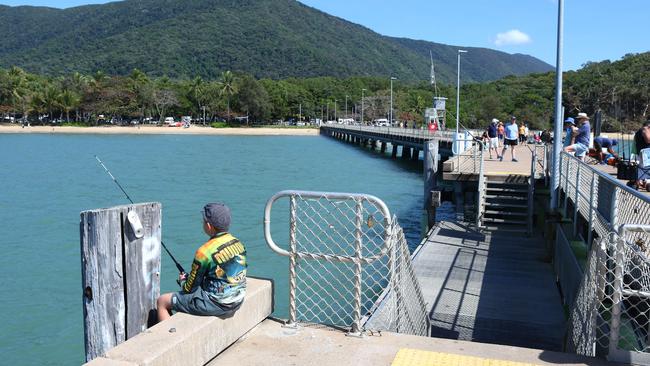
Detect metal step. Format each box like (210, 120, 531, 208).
(486, 181, 528, 187)
(483, 217, 527, 225)
(482, 225, 529, 234)
(484, 202, 528, 209)
(485, 195, 527, 201)
(484, 210, 528, 217)
(485, 187, 528, 194)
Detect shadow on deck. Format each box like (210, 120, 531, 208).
(413, 220, 565, 351)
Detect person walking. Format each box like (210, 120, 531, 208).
(564, 113, 591, 161)
(497, 122, 505, 147)
(486, 118, 500, 159)
(500, 116, 519, 162)
(518, 122, 526, 145)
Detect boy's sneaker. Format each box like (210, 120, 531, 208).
(512, 158, 519, 162)
(499, 156, 503, 162)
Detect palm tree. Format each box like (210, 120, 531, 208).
(219, 71, 237, 121)
(8, 66, 26, 120)
(129, 69, 151, 120)
(59, 90, 81, 122)
(187, 76, 205, 123)
(42, 84, 61, 123)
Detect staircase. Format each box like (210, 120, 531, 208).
(480, 180, 532, 235)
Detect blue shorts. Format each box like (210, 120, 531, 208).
(569, 143, 588, 157)
(172, 289, 243, 317)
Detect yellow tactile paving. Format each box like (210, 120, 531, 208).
(391, 349, 539, 366)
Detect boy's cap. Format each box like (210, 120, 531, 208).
(564, 117, 575, 125)
(491, 118, 499, 124)
(203, 203, 231, 231)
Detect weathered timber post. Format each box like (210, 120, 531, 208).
(402, 146, 412, 160)
(411, 148, 420, 161)
(380, 141, 387, 153)
(424, 140, 440, 229)
(392, 144, 398, 158)
(80, 202, 161, 362)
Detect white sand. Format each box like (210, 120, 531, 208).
(0, 125, 320, 136)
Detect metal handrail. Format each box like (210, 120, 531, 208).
(263, 190, 393, 262)
(476, 145, 486, 227)
(560, 152, 650, 204)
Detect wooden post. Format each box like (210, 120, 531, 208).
(80, 202, 161, 362)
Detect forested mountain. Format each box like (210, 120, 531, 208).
(0, 0, 552, 82)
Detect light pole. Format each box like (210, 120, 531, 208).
(361, 88, 366, 125)
(456, 49, 468, 137)
(390, 77, 397, 126)
(550, 0, 565, 210)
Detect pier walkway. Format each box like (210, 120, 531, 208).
(413, 221, 566, 351)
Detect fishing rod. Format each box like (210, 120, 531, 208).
(94, 155, 186, 273)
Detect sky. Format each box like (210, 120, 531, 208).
(0, 0, 647, 71)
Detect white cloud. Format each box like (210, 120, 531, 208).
(494, 29, 532, 46)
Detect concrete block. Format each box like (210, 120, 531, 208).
(85, 278, 273, 366)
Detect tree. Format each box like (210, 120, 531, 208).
(218, 71, 237, 121)
(59, 89, 81, 122)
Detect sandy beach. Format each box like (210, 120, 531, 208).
(0, 124, 320, 136)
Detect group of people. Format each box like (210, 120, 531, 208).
(483, 116, 529, 162)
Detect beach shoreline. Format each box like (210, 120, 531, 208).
(0, 124, 320, 136)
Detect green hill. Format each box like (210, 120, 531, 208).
(0, 0, 552, 82)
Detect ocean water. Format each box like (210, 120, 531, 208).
(0, 133, 430, 365)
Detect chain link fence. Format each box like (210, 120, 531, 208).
(264, 190, 429, 336)
(567, 225, 650, 365)
(558, 152, 650, 248)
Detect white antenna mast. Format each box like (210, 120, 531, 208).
(430, 50, 439, 97)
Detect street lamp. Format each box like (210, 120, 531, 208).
(456, 50, 468, 137)
(390, 77, 397, 126)
(550, 0, 565, 209)
(361, 88, 366, 125)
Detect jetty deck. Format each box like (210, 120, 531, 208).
(412, 220, 566, 351)
(212, 318, 616, 366)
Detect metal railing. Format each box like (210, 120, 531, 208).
(322, 123, 481, 142)
(557, 152, 650, 247)
(527, 148, 537, 235)
(476, 145, 487, 228)
(263, 190, 429, 336)
(567, 225, 650, 364)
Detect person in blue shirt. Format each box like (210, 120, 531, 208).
(592, 136, 618, 163)
(486, 118, 500, 159)
(563, 117, 575, 148)
(499, 116, 519, 162)
(564, 113, 591, 160)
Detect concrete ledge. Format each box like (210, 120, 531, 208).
(85, 278, 273, 366)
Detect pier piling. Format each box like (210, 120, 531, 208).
(80, 202, 161, 362)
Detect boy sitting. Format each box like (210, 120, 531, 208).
(157, 203, 247, 321)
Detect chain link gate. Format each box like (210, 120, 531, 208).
(567, 225, 650, 364)
(264, 190, 429, 337)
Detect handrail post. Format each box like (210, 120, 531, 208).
(573, 163, 581, 236)
(286, 194, 298, 328)
(563, 156, 570, 217)
(350, 199, 363, 336)
(587, 173, 596, 249)
(609, 227, 625, 358)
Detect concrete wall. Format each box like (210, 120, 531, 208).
(85, 278, 273, 366)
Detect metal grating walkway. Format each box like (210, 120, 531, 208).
(412, 221, 565, 351)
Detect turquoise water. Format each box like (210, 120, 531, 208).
(0, 134, 426, 365)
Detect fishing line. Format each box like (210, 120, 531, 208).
(95, 155, 186, 273)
